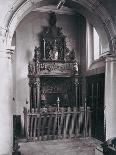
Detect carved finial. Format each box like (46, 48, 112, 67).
(34, 46, 40, 62)
(48, 12, 57, 26)
(74, 61, 78, 74)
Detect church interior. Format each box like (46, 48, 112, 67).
(0, 0, 116, 155)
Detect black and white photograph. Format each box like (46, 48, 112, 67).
(0, 0, 116, 155)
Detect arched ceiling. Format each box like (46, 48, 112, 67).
(0, 0, 116, 53)
(0, 0, 115, 31)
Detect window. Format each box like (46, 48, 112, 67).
(93, 28, 101, 60)
(86, 21, 102, 68)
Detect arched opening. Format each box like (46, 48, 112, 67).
(6, 0, 115, 50)
(1, 0, 116, 154)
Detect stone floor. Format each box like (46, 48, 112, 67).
(19, 138, 100, 155)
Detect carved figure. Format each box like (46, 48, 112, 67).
(49, 40, 59, 60)
(74, 61, 78, 73)
(41, 91, 46, 106)
(69, 49, 75, 61)
(65, 49, 75, 62)
(48, 12, 57, 26)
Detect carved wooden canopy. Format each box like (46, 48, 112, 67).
(28, 12, 78, 77)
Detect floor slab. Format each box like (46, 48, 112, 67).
(19, 138, 98, 155)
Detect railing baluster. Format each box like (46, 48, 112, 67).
(53, 111, 58, 140)
(37, 114, 41, 141)
(79, 107, 84, 137)
(75, 111, 79, 138)
(58, 108, 65, 139)
(41, 115, 47, 141)
(33, 115, 37, 141)
(88, 107, 91, 137)
(63, 107, 71, 139)
(47, 113, 53, 140)
(24, 106, 91, 141)
(69, 107, 77, 139)
(23, 107, 29, 140)
(30, 115, 34, 139)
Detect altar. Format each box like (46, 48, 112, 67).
(28, 12, 80, 110)
(23, 12, 91, 142)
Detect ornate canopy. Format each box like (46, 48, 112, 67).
(28, 12, 78, 77)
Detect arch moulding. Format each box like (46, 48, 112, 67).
(1, 0, 116, 54)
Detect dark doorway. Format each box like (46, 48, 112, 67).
(86, 73, 105, 141)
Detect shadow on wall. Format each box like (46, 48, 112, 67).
(17, 78, 29, 103)
(25, 50, 33, 63)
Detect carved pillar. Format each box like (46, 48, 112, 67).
(43, 39, 46, 60)
(29, 78, 33, 110)
(33, 85, 37, 109)
(29, 77, 40, 110)
(105, 55, 116, 140)
(36, 78, 40, 109)
(0, 50, 13, 154)
(74, 75, 80, 108)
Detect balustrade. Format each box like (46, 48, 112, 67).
(24, 106, 91, 141)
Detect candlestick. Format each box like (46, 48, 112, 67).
(57, 97, 60, 112)
(57, 97, 60, 102)
(43, 39, 46, 59)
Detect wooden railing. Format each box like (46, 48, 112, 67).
(24, 107, 91, 141)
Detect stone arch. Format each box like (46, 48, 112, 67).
(1, 0, 116, 53)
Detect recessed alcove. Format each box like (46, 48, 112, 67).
(40, 77, 75, 107)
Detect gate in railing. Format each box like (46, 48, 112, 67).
(24, 106, 91, 141)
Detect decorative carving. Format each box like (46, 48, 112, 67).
(28, 61, 78, 76)
(28, 12, 78, 77)
(29, 78, 40, 87)
(33, 46, 40, 62)
(27, 12, 79, 109)
(28, 62, 35, 75)
(73, 61, 79, 74)
(65, 48, 75, 61)
(36, 12, 73, 62)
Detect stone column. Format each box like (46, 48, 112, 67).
(105, 56, 116, 140)
(0, 50, 13, 155)
(29, 77, 40, 110)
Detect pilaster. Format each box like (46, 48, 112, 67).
(105, 55, 116, 140)
(0, 49, 13, 155)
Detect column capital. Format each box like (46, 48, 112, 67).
(105, 54, 116, 62)
(29, 77, 40, 87)
(110, 36, 116, 53)
(0, 49, 14, 59)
